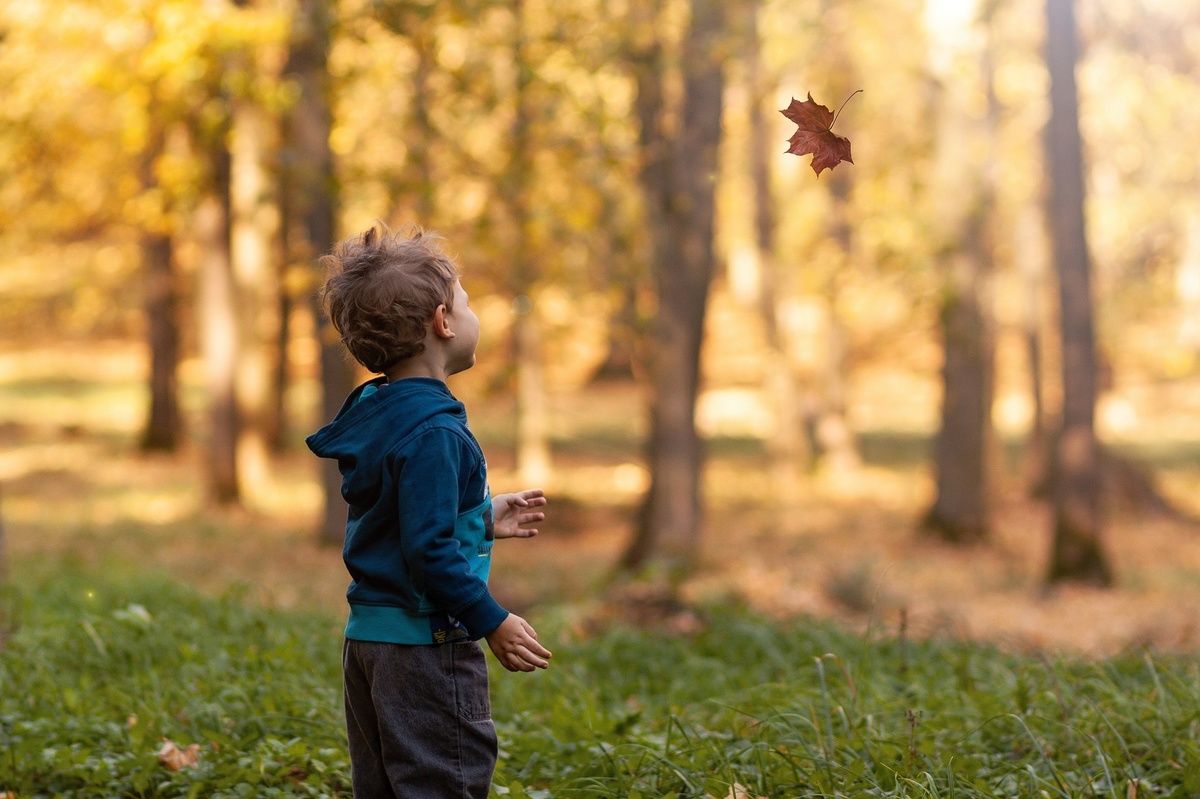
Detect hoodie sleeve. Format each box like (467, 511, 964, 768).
(394, 426, 508, 639)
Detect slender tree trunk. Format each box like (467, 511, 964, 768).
(196, 140, 240, 505)
(623, 0, 725, 578)
(747, 2, 807, 484)
(0, 483, 6, 586)
(619, 0, 671, 571)
(379, 3, 437, 224)
(811, 165, 862, 476)
(509, 0, 551, 487)
(1177, 211, 1200, 356)
(1017, 206, 1051, 489)
(409, 17, 436, 222)
(591, 186, 640, 384)
(810, 2, 862, 475)
(139, 121, 182, 452)
(269, 153, 293, 452)
(141, 231, 180, 451)
(231, 99, 280, 497)
(592, 278, 640, 383)
(287, 0, 353, 544)
(1044, 0, 1112, 585)
(922, 0, 996, 542)
(0, 484, 7, 651)
(927, 272, 992, 541)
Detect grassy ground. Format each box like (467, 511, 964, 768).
(3, 339, 1200, 795)
(4, 569, 1200, 798)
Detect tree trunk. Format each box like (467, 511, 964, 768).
(196, 140, 240, 505)
(1017, 206, 1051, 490)
(623, 0, 725, 579)
(231, 99, 280, 497)
(0, 483, 6, 586)
(287, 0, 353, 544)
(269, 155, 293, 452)
(746, 2, 807, 485)
(1044, 0, 1112, 586)
(378, 2, 436, 224)
(591, 278, 640, 383)
(619, 0, 670, 571)
(815, 162, 862, 474)
(926, 277, 992, 541)
(810, 2, 862, 475)
(141, 231, 180, 452)
(508, 0, 552, 487)
(138, 122, 182, 453)
(922, 0, 996, 543)
(1177, 211, 1200, 357)
(408, 13, 436, 222)
(0, 484, 7, 651)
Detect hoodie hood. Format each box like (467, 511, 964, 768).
(306, 376, 465, 502)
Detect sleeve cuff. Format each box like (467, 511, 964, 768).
(455, 591, 509, 639)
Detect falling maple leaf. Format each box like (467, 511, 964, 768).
(780, 92, 856, 176)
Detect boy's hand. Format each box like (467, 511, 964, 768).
(485, 613, 552, 672)
(492, 489, 546, 540)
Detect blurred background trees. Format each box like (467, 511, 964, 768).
(1, 0, 1198, 590)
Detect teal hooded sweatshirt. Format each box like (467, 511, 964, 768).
(306, 376, 508, 645)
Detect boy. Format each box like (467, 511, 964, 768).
(306, 224, 552, 798)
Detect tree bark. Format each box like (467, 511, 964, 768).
(807, 1, 862, 475)
(746, 2, 808, 485)
(138, 120, 182, 453)
(508, 0, 552, 487)
(269, 151, 293, 452)
(1016, 206, 1051, 490)
(0, 484, 7, 651)
(816, 173, 862, 474)
(926, 274, 992, 541)
(1177, 211, 1200, 356)
(1044, 0, 1112, 586)
(623, 0, 725, 578)
(619, 0, 671, 571)
(196, 139, 240, 505)
(287, 0, 353, 544)
(231, 98, 280, 496)
(922, 0, 996, 543)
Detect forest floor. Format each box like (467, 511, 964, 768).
(3, 340, 1200, 658)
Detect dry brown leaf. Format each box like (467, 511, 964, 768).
(707, 783, 768, 799)
(780, 92, 855, 176)
(157, 739, 201, 771)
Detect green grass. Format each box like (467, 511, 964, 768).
(3, 570, 1200, 798)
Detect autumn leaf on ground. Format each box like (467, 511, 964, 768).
(780, 92, 857, 176)
(704, 783, 769, 799)
(157, 739, 200, 771)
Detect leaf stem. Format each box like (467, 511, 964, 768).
(830, 89, 863, 131)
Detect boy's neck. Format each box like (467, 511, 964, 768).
(385, 354, 448, 384)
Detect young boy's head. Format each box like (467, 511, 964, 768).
(320, 224, 468, 375)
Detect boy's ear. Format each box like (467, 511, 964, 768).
(432, 304, 456, 340)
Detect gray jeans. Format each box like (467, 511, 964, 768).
(342, 638, 498, 799)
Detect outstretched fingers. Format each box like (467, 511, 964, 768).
(486, 614, 553, 672)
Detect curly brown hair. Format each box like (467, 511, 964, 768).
(319, 224, 459, 374)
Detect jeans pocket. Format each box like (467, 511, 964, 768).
(450, 642, 492, 722)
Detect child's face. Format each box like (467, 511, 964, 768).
(445, 279, 479, 375)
